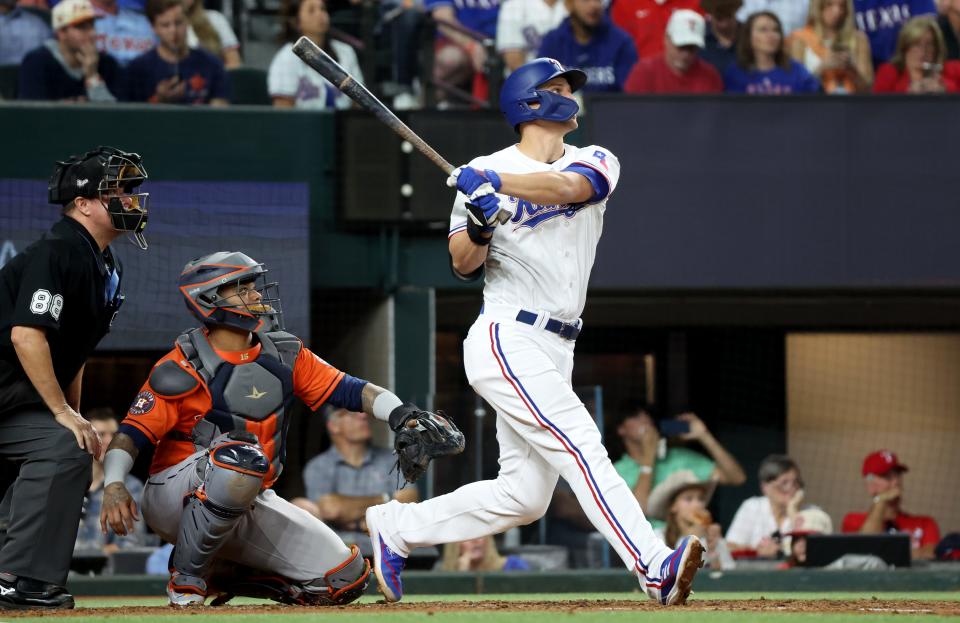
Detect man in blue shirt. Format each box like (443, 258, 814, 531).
(124, 0, 229, 104)
(538, 0, 637, 91)
(854, 0, 937, 67)
(425, 0, 502, 102)
(699, 0, 741, 75)
(0, 0, 53, 65)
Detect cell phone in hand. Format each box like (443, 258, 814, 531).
(658, 418, 690, 437)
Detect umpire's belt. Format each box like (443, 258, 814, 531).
(515, 310, 581, 341)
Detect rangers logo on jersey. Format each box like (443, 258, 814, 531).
(508, 197, 586, 229)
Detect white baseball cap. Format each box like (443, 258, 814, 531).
(52, 0, 99, 30)
(666, 9, 706, 48)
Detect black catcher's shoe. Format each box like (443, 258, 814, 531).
(0, 573, 75, 610)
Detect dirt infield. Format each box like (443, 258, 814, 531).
(3, 599, 959, 617)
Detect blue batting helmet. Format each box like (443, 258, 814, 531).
(499, 58, 587, 132)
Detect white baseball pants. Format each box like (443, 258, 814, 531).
(369, 307, 672, 582)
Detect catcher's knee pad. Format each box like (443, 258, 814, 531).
(207, 545, 370, 607)
(173, 439, 269, 578)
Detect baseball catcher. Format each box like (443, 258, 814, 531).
(98, 251, 463, 607)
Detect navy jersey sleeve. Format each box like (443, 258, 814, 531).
(324, 373, 367, 413)
(11, 242, 68, 332)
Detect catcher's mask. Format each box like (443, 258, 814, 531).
(179, 251, 284, 333)
(48, 146, 150, 250)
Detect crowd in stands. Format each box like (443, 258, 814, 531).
(62, 399, 952, 575)
(4, 0, 960, 105)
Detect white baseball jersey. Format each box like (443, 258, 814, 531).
(448, 143, 621, 321)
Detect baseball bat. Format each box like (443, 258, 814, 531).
(291, 36, 511, 224)
(292, 36, 454, 175)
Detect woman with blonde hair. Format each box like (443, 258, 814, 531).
(439, 536, 530, 572)
(647, 470, 734, 570)
(788, 0, 872, 93)
(873, 15, 960, 92)
(183, 0, 242, 68)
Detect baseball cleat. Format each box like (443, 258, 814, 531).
(0, 574, 74, 610)
(167, 572, 207, 608)
(366, 507, 406, 603)
(651, 535, 705, 606)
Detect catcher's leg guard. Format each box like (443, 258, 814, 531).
(172, 439, 269, 581)
(207, 545, 370, 607)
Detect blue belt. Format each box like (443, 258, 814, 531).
(515, 310, 581, 341)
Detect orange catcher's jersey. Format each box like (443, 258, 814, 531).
(119, 333, 346, 485)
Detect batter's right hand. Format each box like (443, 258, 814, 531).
(100, 482, 140, 536)
(466, 191, 502, 228)
(54, 405, 103, 460)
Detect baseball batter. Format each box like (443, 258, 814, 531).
(366, 58, 704, 606)
(98, 251, 441, 608)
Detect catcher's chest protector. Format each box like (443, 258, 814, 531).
(177, 328, 300, 481)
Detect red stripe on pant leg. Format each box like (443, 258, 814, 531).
(486, 322, 643, 572)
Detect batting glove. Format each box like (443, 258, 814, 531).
(466, 191, 502, 229)
(446, 166, 502, 196)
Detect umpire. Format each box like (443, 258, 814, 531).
(0, 146, 149, 609)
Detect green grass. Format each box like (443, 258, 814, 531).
(4, 593, 943, 623)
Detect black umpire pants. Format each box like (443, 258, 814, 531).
(0, 408, 91, 586)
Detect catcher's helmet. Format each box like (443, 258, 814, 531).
(178, 251, 284, 333)
(48, 146, 150, 249)
(499, 58, 587, 132)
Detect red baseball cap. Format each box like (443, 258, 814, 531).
(862, 450, 909, 477)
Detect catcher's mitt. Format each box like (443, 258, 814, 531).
(389, 403, 465, 484)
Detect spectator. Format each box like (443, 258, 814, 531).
(538, 0, 638, 92)
(646, 470, 733, 570)
(184, 0, 240, 68)
(291, 407, 417, 554)
(268, 0, 362, 109)
(74, 408, 144, 554)
(779, 507, 832, 568)
(18, 0, 121, 102)
(0, 0, 52, 65)
(854, 0, 937, 68)
(723, 11, 821, 93)
(736, 0, 809, 35)
(872, 15, 960, 91)
(384, 1, 426, 110)
(624, 9, 724, 93)
(610, 0, 702, 60)
(124, 0, 229, 105)
(841, 450, 941, 560)
(700, 0, 743, 73)
(612, 404, 746, 513)
(438, 536, 530, 571)
(940, 0, 960, 59)
(91, 0, 156, 66)
(789, 0, 873, 93)
(497, 0, 568, 71)
(726, 454, 807, 557)
(425, 0, 502, 102)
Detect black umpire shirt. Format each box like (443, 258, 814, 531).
(0, 217, 124, 416)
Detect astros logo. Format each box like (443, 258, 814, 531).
(130, 390, 156, 415)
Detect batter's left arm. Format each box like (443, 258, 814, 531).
(496, 171, 594, 206)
